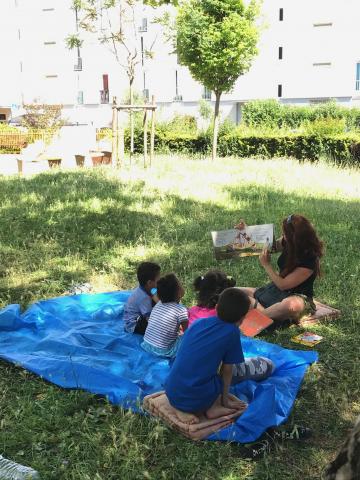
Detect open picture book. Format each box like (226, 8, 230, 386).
(240, 309, 273, 337)
(211, 224, 275, 260)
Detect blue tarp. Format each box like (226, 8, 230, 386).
(0, 291, 318, 443)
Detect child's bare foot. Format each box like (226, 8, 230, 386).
(173, 408, 200, 424)
(206, 404, 237, 419)
(228, 394, 247, 410)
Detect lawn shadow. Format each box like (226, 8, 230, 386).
(0, 168, 359, 479)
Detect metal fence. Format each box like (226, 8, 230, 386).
(0, 130, 57, 152)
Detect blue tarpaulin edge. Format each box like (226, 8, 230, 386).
(0, 291, 318, 443)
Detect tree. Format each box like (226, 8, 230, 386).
(323, 415, 360, 480)
(176, 0, 261, 159)
(67, 0, 148, 158)
(21, 103, 65, 130)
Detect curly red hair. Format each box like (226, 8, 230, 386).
(281, 214, 324, 277)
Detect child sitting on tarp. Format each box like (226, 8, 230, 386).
(165, 288, 274, 423)
(124, 262, 161, 335)
(188, 270, 236, 327)
(141, 274, 188, 358)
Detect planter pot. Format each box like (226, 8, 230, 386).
(75, 155, 85, 167)
(102, 151, 112, 164)
(48, 159, 61, 169)
(91, 155, 104, 166)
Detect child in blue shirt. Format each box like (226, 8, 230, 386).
(124, 262, 161, 335)
(165, 288, 274, 423)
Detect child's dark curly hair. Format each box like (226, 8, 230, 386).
(193, 270, 236, 308)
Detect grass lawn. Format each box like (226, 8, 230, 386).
(0, 155, 359, 480)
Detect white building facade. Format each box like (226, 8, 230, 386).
(1, 0, 360, 126)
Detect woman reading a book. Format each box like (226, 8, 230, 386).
(236, 215, 324, 324)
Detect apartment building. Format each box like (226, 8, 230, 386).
(1, 0, 360, 126)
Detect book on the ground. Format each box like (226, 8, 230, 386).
(211, 224, 275, 260)
(240, 309, 273, 337)
(291, 332, 323, 347)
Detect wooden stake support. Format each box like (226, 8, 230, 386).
(111, 96, 157, 168)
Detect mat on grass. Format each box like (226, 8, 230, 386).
(143, 391, 247, 441)
(0, 291, 318, 443)
(300, 300, 341, 326)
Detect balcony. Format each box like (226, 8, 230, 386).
(202, 90, 211, 100)
(100, 90, 109, 104)
(139, 19, 148, 32)
(74, 57, 82, 71)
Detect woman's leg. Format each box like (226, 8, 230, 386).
(263, 296, 305, 322)
(238, 287, 265, 310)
(238, 287, 256, 298)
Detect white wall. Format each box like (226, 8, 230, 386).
(2, 0, 360, 126)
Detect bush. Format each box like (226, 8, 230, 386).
(166, 114, 198, 134)
(98, 124, 360, 165)
(218, 132, 357, 163)
(303, 118, 346, 136)
(242, 99, 282, 129)
(242, 99, 360, 131)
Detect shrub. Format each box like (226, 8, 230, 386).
(242, 99, 282, 129)
(98, 125, 360, 165)
(21, 104, 65, 129)
(303, 118, 346, 136)
(166, 114, 198, 134)
(242, 99, 360, 131)
(198, 99, 213, 121)
(217, 132, 357, 163)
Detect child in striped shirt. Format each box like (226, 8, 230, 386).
(141, 274, 188, 358)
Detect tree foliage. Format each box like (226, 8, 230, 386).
(21, 104, 64, 130)
(176, 0, 261, 94)
(175, 0, 261, 159)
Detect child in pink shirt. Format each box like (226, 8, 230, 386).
(188, 270, 236, 327)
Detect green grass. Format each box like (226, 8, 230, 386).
(0, 155, 359, 480)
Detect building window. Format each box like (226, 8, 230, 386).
(141, 36, 144, 66)
(100, 74, 109, 104)
(42, 8, 55, 12)
(45, 75, 58, 78)
(202, 86, 211, 100)
(278, 46, 283, 60)
(77, 91, 84, 105)
(313, 62, 331, 67)
(139, 18, 147, 32)
(356, 63, 360, 91)
(0, 114, 6, 123)
(44, 41, 56, 45)
(278, 84, 282, 98)
(313, 22, 332, 27)
(174, 70, 182, 101)
(279, 8, 283, 21)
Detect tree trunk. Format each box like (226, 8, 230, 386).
(130, 78, 134, 159)
(323, 415, 360, 479)
(212, 91, 221, 161)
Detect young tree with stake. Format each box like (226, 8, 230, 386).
(176, 0, 261, 160)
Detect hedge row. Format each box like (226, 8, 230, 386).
(2, 129, 360, 165)
(128, 131, 360, 164)
(241, 99, 360, 130)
